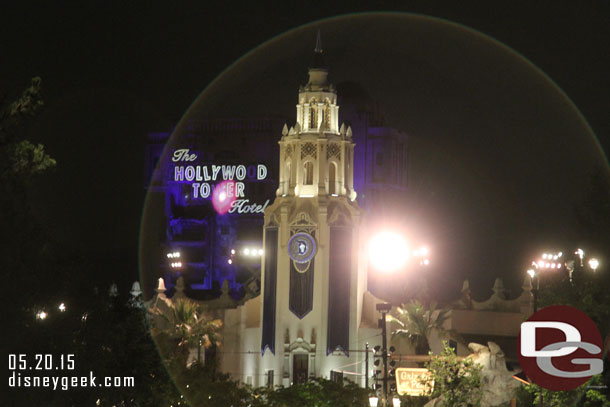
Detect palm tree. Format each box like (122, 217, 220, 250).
(388, 300, 452, 355)
(150, 298, 222, 365)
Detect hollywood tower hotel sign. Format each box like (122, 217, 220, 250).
(222, 34, 382, 387)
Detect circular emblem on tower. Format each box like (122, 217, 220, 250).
(288, 232, 317, 264)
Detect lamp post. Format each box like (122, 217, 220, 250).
(376, 302, 392, 407)
(528, 252, 563, 313)
(527, 268, 539, 313)
(368, 230, 430, 407)
(528, 249, 601, 313)
(365, 342, 370, 389)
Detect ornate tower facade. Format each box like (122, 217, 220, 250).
(259, 33, 368, 386)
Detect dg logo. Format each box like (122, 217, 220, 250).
(518, 305, 604, 390)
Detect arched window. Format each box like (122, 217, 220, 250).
(309, 99, 317, 129)
(303, 161, 314, 185)
(286, 161, 292, 186)
(328, 161, 337, 195)
(323, 99, 331, 129)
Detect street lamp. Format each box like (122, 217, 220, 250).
(376, 302, 392, 407)
(368, 230, 429, 406)
(368, 231, 409, 272)
(528, 248, 601, 311)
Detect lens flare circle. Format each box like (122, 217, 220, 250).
(212, 180, 237, 214)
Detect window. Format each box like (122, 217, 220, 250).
(303, 161, 314, 185)
(323, 100, 331, 129)
(309, 99, 317, 129)
(266, 370, 274, 388)
(328, 162, 337, 195)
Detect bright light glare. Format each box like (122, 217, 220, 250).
(219, 192, 226, 202)
(414, 246, 429, 257)
(227, 259, 232, 265)
(231, 249, 235, 255)
(589, 258, 599, 271)
(244, 248, 250, 255)
(37, 311, 47, 320)
(258, 249, 264, 256)
(368, 232, 409, 272)
(542, 254, 548, 259)
(58, 303, 66, 312)
(576, 249, 584, 259)
(527, 269, 536, 279)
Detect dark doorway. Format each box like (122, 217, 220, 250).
(292, 354, 308, 384)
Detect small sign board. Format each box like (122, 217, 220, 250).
(396, 368, 432, 396)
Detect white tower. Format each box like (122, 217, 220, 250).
(259, 32, 368, 386)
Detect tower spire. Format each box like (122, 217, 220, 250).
(315, 29, 322, 53)
(309, 30, 327, 71)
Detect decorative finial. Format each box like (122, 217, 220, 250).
(461, 279, 471, 292)
(492, 278, 506, 299)
(156, 277, 167, 294)
(315, 29, 322, 53)
(130, 281, 142, 297)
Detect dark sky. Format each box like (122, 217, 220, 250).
(3, 1, 609, 298)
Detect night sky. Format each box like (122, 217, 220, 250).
(3, 2, 609, 300)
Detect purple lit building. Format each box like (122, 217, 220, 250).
(144, 90, 408, 300)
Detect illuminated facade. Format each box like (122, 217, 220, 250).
(144, 119, 282, 297)
(221, 35, 388, 387)
(144, 36, 533, 389)
(143, 56, 409, 302)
